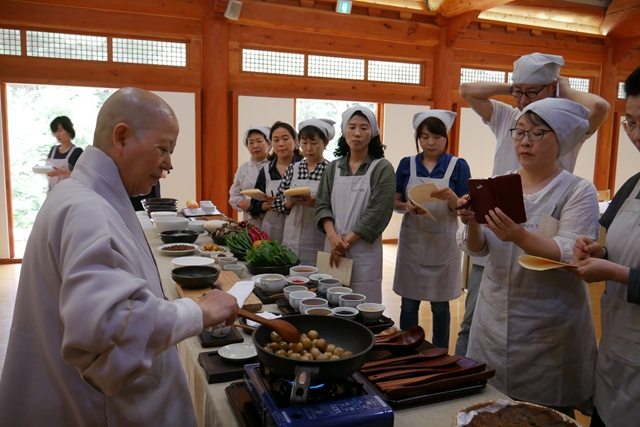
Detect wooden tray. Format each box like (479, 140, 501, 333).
(198, 326, 244, 348)
(198, 351, 258, 384)
(226, 382, 261, 427)
(175, 270, 262, 312)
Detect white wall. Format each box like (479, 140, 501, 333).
(381, 103, 431, 240)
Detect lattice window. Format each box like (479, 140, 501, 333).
(0, 28, 21, 56)
(461, 68, 506, 84)
(308, 55, 365, 80)
(113, 38, 186, 67)
(26, 31, 107, 61)
(618, 81, 626, 99)
(568, 77, 590, 93)
(508, 72, 513, 83)
(242, 49, 304, 76)
(368, 60, 420, 84)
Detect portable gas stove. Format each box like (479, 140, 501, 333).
(241, 363, 394, 427)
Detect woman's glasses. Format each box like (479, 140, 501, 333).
(510, 128, 555, 141)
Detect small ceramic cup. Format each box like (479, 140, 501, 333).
(218, 256, 238, 268)
(223, 263, 245, 277)
(207, 321, 231, 337)
(283, 285, 307, 300)
(317, 278, 342, 298)
(339, 293, 367, 308)
(305, 307, 334, 316)
(299, 297, 329, 314)
(289, 290, 316, 311)
(327, 286, 353, 306)
(258, 274, 286, 294)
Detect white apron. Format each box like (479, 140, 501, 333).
(468, 173, 596, 407)
(282, 162, 325, 266)
(393, 155, 461, 301)
(324, 159, 383, 303)
(240, 161, 267, 227)
(594, 178, 640, 427)
(47, 145, 78, 191)
(262, 172, 286, 243)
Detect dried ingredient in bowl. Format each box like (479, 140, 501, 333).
(162, 244, 195, 251)
(464, 404, 578, 427)
(201, 243, 224, 252)
(263, 330, 352, 361)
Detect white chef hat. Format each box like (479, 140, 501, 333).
(341, 106, 379, 138)
(512, 53, 565, 85)
(518, 98, 590, 157)
(412, 110, 457, 133)
(242, 126, 271, 147)
(298, 118, 336, 140)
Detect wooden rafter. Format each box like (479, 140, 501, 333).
(437, 10, 480, 46)
(488, 0, 605, 28)
(429, 0, 513, 19)
(612, 36, 640, 64)
(600, 0, 640, 39)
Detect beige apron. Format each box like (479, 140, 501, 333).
(324, 158, 383, 303)
(240, 161, 267, 227)
(282, 162, 325, 266)
(468, 173, 596, 407)
(47, 145, 78, 191)
(594, 178, 640, 427)
(393, 155, 461, 301)
(262, 172, 286, 243)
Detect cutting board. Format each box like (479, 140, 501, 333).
(175, 270, 262, 312)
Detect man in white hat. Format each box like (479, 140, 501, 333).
(455, 52, 610, 357)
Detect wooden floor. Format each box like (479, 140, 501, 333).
(0, 244, 603, 424)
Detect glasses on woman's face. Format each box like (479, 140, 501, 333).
(623, 119, 638, 134)
(510, 128, 555, 141)
(509, 85, 549, 99)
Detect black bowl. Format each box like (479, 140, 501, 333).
(209, 234, 228, 246)
(159, 230, 199, 244)
(170, 265, 220, 289)
(245, 260, 301, 276)
(230, 250, 246, 261)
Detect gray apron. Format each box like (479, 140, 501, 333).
(468, 172, 596, 407)
(594, 178, 640, 426)
(240, 160, 267, 227)
(324, 159, 383, 303)
(262, 172, 286, 243)
(393, 155, 461, 301)
(47, 145, 78, 191)
(282, 162, 325, 266)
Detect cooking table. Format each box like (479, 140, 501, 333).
(140, 212, 510, 427)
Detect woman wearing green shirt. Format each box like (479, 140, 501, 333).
(315, 106, 395, 303)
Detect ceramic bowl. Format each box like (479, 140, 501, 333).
(158, 230, 199, 244)
(317, 278, 342, 297)
(289, 290, 316, 311)
(299, 298, 329, 314)
(285, 276, 310, 287)
(331, 306, 359, 320)
(150, 211, 178, 219)
(283, 285, 307, 300)
(170, 265, 220, 289)
(211, 252, 233, 263)
(309, 273, 332, 285)
(207, 321, 231, 337)
(187, 220, 207, 233)
(153, 217, 189, 233)
(171, 256, 215, 269)
(218, 256, 238, 268)
(289, 265, 319, 278)
(223, 263, 245, 277)
(305, 307, 334, 316)
(158, 243, 199, 256)
(356, 303, 385, 323)
(326, 286, 353, 306)
(256, 274, 286, 294)
(339, 293, 367, 308)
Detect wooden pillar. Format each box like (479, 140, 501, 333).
(594, 47, 618, 190)
(432, 27, 454, 111)
(201, 6, 231, 214)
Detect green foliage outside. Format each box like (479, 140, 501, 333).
(6, 84, 115, 232)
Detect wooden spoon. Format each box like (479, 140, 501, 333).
(237, 308, 301, 343)
(361, 354, 461, 375)
(372, 325, 425, 350)
(362, 347, 447, 369)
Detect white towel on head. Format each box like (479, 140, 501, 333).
(299, 118, 336, 140)
(242, 126, 271, 146)
(412, 110, 457, 133)
(341, 106, 379, 138)
(512, 53, 564, 85)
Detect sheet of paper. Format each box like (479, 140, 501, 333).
(316, 252, 353, 287)
(240, 189, 268, 201)
(535, 213, 559, 239)
(518, 255, 576, 271)
(227, 281, 255, 306)
(407, 183, 440, 221)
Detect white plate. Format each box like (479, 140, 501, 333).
(218, 343, 257, 361)
(157, 243, 199, 256)
(33, 165, 53, 174)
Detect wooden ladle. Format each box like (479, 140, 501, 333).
(372, 325, 425, 350)
(237, 308, 301, 343)
(362, 347, 448, 369)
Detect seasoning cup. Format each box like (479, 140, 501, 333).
(327, 286, 352, 306)
(299, 298, 329, 314)
(207, 321, 231, 337)
(218, 256, 237, 268)
(317, 278, 342, 298)
(339, 293, 366, 308)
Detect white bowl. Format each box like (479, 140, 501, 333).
(309, 273, 332, 284)
(257, 274, 286, 294)
(326, 286, 352, 306)
(207, 321, 231, 337)
(171, 256, 215, 269)
(285, 276, 310, 287)
(357, 303, 385, 323)
(339, 293, 367, 308)
(218, 256, 238, 268)
(289, 265, 319, 278)
(32, 165, 53, 174)
(223, 263, 245, 277)
(150, 211, 177, 219)
(289, 290, 316, 311)
(305, 307, 334, 316)
(187, 220, 207, 233)
(317, 278, 342, 297)
(283, 285, 307, 300)
(153, 217, 189, 233)
(158, 243, 199, 256)
(211, 252, 233, 263)
(300, 298, 329, 314)
(331, 306, 359, 320)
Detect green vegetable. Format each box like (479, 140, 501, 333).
(245, 241, 299, 266)
(225, 229, 253, 252)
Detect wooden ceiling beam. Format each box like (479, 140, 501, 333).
(488, 0, 605, 28)
(612, 36, 640, 64)
(600, 0, 640, 39)
(437, 10, 480, 46)
(430, 0, 513, 19)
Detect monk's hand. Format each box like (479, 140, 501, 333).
(198, 289, 239, 328)
(485, 208, 524, 243)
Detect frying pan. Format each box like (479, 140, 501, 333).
(252, 314, 375, 405)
